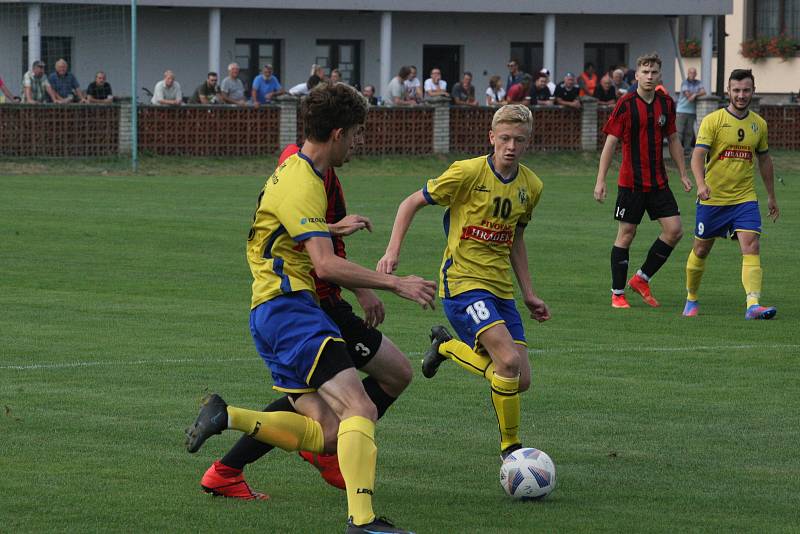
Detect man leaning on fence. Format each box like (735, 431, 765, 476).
(49, 59, 85, 103)
(22, 61, 59, 104)
(191, 72, 220, 104)
(151, 70, 183, 105)
(386, 66, 416, 106)
(220, 63, 248, 106)
(554, 72, 581, 110)
(451, 72, 478, 106)
(86, 71, 113, 104)
(251, 64, 284, 108)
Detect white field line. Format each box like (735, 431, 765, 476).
(3, 344, 798, 371)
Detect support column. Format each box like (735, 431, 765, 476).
(27, 3, 41, 68)
(701, 15, 714, 95)
(208, 8, 221, 76)
(118, 98, 132, 155)
(668, 16, 686, 83)
(277, 94, 299, 149)
(380, 11, 392, 101)
(580, 96, 598, 151)
(543, 14, 556, 78)
(430, 97, 450, 153)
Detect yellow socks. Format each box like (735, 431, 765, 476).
(439, 339, 494, 380)
(439, 340, 522, 451)
(742, 254, 762, 307)
(226, 406, 324, 453)
(490, 373, 521, 452)
(686, 249, 707, 301)
(338, 416, 377, 526)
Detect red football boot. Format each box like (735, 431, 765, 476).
(611, 293, 631, 308)
(628, 274, 660, 307)
(200, 460, 269, 500)
(299, 451, 346, 490)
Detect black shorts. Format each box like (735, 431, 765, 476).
(321, 297, 383, 369)
(307, 340, 354, 390)
(614, 186, 680, 224)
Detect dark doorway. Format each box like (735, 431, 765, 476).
(316, 39, 362, 88)
(22, 36, 72, 76)
(584, 43, 627, 78)
(234, 38, 282, 92)
(422, 45, 461, 90)
(510, 42, 544, 77)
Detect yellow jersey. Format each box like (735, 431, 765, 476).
(247, 153, 330, 308)
(695, 108, 768, 206)
(423, 155, 543, 300)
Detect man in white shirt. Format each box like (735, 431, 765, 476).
(423, 68, 448, 98)
(404, 65, 422, 102)
(151, 70, 182, 105)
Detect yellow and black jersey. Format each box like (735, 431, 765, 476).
(423, 155, 543, 299)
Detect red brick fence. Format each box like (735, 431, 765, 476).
(1, 97, 797, 158)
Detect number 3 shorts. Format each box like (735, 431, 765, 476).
(443, 289, 526, 354)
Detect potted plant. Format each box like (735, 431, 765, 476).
(741, 34, 799, 61)
(680, 38, 702, 57)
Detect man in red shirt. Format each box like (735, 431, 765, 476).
(506, 74, 532, 104)
(594, 53, 692, 309)
(198, 144, 415, 502)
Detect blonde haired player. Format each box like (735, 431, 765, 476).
(378, 104, 550, 459)
(683, 69, 779, 319)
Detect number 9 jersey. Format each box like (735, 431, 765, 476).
(422, 154, 543, 300)
(695, 108, 769, 206)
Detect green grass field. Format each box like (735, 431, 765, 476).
(2, 152, 799, 533)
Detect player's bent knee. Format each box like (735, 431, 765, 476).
(493, 355, 521, 378)
(386, 352, 413, 393)
(519, 375, 531, 392)
(363, 338, 412, 397)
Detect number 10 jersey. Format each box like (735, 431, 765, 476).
(422, 154, 543, 300)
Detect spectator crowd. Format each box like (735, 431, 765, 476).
(2, 56, 699, 117)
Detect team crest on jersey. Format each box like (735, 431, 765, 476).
(751, 123, 759, 133)
(657, 114, 666, 127)
(518, 188, 528, 204)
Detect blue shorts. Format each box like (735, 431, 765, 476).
(695, 201, 761, 240)
(443, 289, 526, 353)
(250, 291, 345, 393)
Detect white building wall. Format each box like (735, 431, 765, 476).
(0, 6, 680, 100)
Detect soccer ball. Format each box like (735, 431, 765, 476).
(499, 447, 557, 500)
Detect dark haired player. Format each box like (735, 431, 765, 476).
(198, 142, 414, 500)
(184, 82, 435, 534)
(683, 69, 779, 319)
(594, 53, 693, 309)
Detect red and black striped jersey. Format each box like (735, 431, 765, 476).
(603, 90, 677, 192)
(277, 144, 346, 301)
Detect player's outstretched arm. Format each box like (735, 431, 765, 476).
(510, 225, 550, 323)
(667, 132, 692, 192)
(757, 152, 779, 222)
(691, 146, 710, 201)
(376, 190, 429, 274)
(306, 236, 436, 309)
(594, 134, 619, 203)
(328, 214, 373, 236)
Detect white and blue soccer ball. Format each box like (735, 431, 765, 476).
(500, 447, 557, 500)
